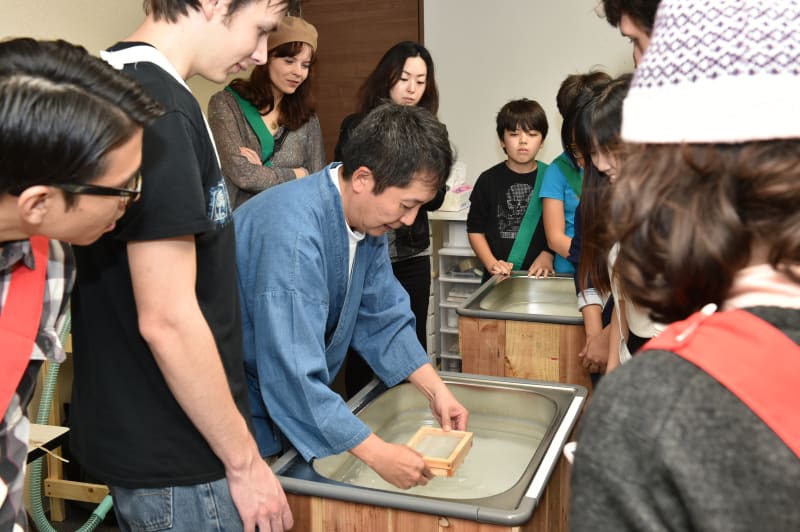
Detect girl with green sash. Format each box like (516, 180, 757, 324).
(540, 71, 611, 274)
(467, 99, 555, 282)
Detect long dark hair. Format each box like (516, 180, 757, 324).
(611, 140, 800, 323)
(356, 41, 439, 116)
(574, 74, 632, 295)
(228, 41, 317, 131)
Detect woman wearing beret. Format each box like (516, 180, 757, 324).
(209, 16, 325, 209)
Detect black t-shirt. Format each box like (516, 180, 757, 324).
(70, 44, 250, 488)
(467, 161, 550, 273)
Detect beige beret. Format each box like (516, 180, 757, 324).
(268, 16, 318, 53)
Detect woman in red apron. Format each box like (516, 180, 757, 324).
(569, 1, 800, 531)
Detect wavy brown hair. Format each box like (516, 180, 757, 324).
(228, 41, 316, 131)
(610, 140, 800, 323)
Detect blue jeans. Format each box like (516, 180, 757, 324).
(110, 477, 243, 532)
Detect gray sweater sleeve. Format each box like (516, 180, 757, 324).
(301, 114, 327, 175)
(569, 309, 800, 532)
(207, 90, 326, 208)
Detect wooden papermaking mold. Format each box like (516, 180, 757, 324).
(406, 426, 473, 477)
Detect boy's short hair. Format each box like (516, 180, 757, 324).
(341, 103, 454, 194)
(144, 0, 286, 23)
(495, 99, 548, 141)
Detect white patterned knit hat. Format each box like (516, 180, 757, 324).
(622, 0, 800, 143)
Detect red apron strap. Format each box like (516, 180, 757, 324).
(644, 309, 800, 458)
(0, 236, 49, 414)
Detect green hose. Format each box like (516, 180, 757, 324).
(28, 359, 60, 532)
(75, 495, 114, 532)
(27, 310, 114, 531)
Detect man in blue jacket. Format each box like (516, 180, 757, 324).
(235, 103, 468, 490)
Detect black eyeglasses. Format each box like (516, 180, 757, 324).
(54, 173, 142, 203)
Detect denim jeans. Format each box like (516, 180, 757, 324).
(110, 477, 243, 532)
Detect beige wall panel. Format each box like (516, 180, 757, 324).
(4, 0, 226, 111)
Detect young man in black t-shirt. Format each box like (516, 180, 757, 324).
(69, 2, 293, 531)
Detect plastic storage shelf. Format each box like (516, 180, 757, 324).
(429, 211, 480, 372)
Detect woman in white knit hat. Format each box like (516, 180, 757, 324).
(208, 16, 325, 209)
(570, 0, 800, 530)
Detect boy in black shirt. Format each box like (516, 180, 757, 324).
(467, 99, 554, 281)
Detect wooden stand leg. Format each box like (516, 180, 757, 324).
(40, 356, 111, 522)
(43, 360, 66, 522)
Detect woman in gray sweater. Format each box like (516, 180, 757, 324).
(208, 16, 325, 209)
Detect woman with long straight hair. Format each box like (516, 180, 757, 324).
(335, 42, 444, 397)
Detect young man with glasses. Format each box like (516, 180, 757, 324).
(54, 172, 142, 203)
(0, 37, 161, 532)
(68, 1, 293, 531)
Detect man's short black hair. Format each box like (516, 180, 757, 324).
(341, 103, 454, 194)
(601, 0, 661, 33)
(0, 38, 162, 197)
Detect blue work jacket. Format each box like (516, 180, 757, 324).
(234, 164, 428, 460)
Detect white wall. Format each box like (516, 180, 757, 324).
(425, 0, 634, 182)
(1, 1, 143, 59)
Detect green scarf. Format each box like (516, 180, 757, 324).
(551, 152, 583, 198)
(225, 86, 274, 166)
(507, 161, 549, 269)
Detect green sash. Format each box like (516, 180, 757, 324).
(552, 152, 583, 198)
(507, 161, 549, 269)
(225, 86, 274, 166)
